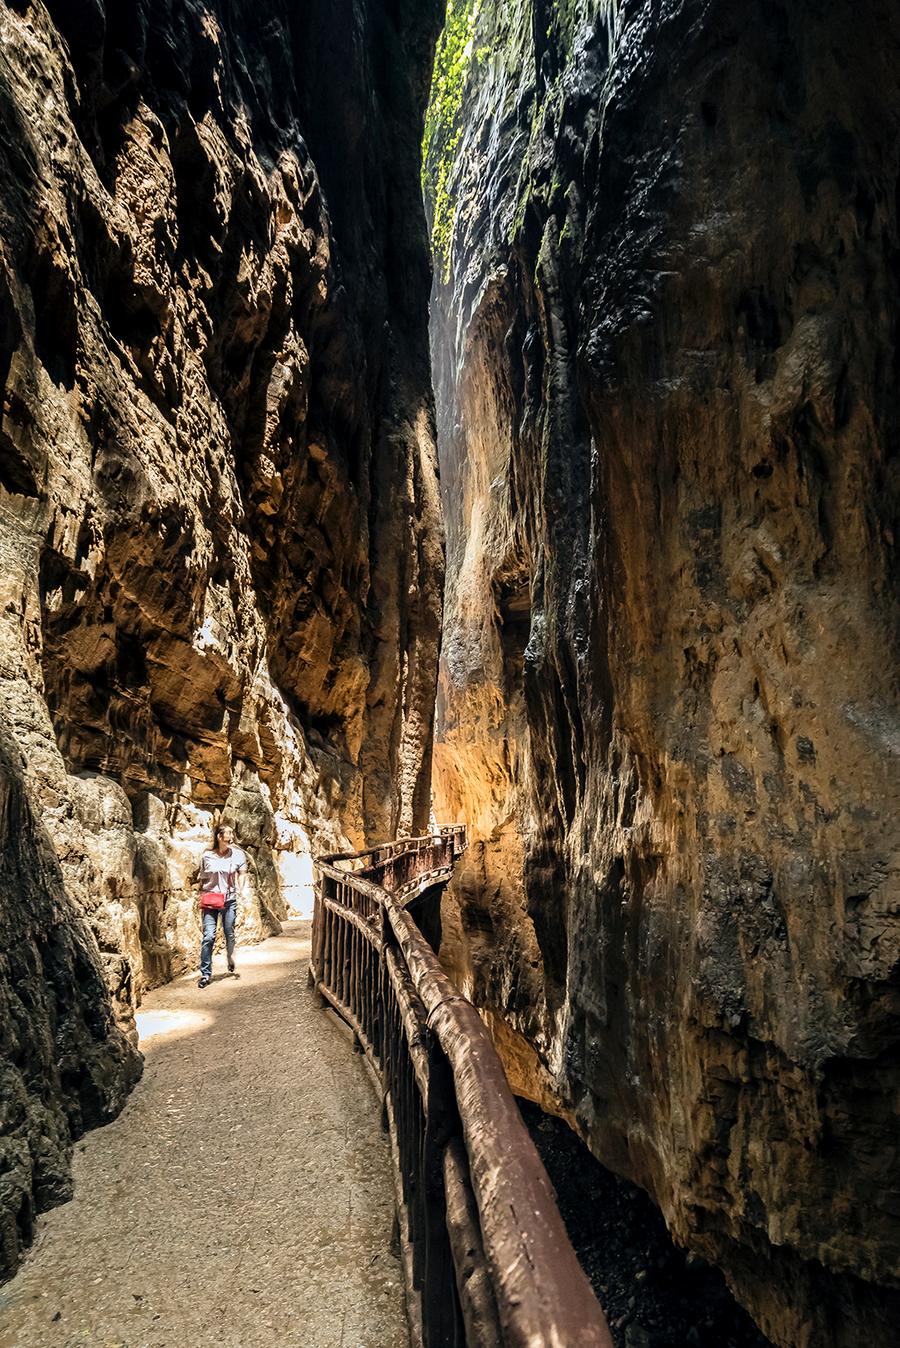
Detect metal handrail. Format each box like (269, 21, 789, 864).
(310, 827, 612, 1348)
(320, 825, 465, 870)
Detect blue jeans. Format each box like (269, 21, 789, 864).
(200, 900, 236, 979)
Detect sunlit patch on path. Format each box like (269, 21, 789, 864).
(135, 1006, 212, 1043)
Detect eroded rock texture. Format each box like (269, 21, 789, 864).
(0, 725, 141, 1277)
(0, 0, 442, 1274)
(430, 2, 900, 1344)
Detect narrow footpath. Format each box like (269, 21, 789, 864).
(0, 922, 408, 1348)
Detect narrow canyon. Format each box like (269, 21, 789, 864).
(0, 2, 897, 1346)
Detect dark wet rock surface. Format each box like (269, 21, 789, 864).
(520, 1099, 772, 1348)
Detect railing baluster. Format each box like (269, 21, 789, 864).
(312, 879, 323, 979)
(331, 901, 340, 1000)
(323, 903, 332, 990)
(409, 1051, 423, 1289)
(347, 920, 355, 1017)
(352, 923, 360, 1021)
(423, 1038, 462, 1346)
(338, 904, 347, 1004)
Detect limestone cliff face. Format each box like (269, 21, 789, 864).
(0, 725, 142, 1277)
(0, 0, 442, 1275)
(430, 2, 900, 1344)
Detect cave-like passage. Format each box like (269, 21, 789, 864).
(0, 923, 408, 1348)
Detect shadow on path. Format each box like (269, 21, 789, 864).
(0, 923, 407, 1348)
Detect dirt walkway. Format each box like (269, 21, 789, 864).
(0, 922, 408, 1348)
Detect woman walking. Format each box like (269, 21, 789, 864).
(197, 823, 249, 988)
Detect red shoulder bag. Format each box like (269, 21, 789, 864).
(200, 891, 226, 910)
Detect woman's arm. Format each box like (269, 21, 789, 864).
(235, 853, 251, 902)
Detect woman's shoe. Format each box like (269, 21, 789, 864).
(198, 976, 211, 988)
(227, 957, 236, 974)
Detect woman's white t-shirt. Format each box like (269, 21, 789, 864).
(199, 846, 248, 900)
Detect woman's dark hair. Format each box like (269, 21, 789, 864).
(214, 823, 233, 843)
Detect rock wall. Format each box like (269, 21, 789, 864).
(429, 2, 900, 1344)
(0, 725, 141, 1278)
(0, 0, 442, 1275)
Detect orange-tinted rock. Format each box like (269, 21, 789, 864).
(430, 3, 900, 1344)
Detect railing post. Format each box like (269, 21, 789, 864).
(371, 905, 385, 1054)
(311, 865, 323, 986)
(322, 894, 333, 991)
(422, 1035, 463, 1347)
(340, 903, 350, 1005)
(352, 924, 361, 1030)
(443, 1138, 501, 1348)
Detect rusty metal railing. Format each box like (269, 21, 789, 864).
(310, 826, 612, 1348)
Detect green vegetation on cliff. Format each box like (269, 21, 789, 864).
(422, 0, 479, 281)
